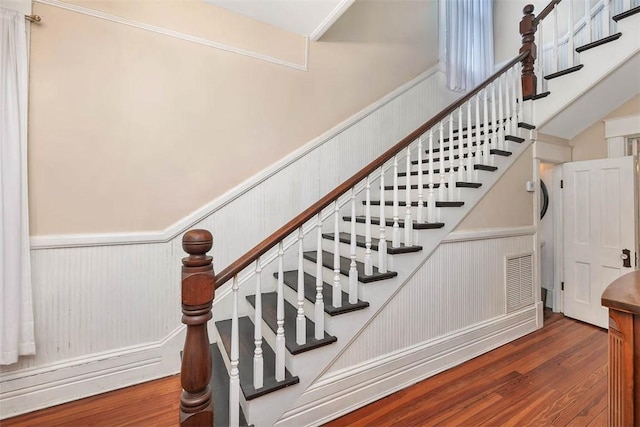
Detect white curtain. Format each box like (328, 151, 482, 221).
(1, 7, 35, 365)
(445, 0, 494, 92)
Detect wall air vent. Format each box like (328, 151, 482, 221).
(505, 253, 534, 313)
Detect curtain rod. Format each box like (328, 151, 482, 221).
(25, 14, 41, 23)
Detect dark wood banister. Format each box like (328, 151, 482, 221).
(214, 50, 529, 288)
(533, 0, 563, 26)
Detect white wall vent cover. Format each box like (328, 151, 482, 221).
(505, 253, 534, 313)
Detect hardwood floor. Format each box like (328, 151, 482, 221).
(2, 311, 607, 427)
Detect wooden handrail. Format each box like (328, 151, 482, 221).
(215, 51, 529, 288)
(533, 0, 563, 26)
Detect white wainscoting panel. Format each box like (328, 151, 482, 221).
(325, 232, 535, 373)
(1, 69, 459, 419)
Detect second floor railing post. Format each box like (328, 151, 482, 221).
(520, 4, 537, 99)
(180, 229, 215, 427)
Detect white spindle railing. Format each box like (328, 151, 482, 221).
(230, 276, 240, 426)
(378, 166, 388, 272)
(275, 242, 285, 382)
(392, 155, 400, 247)
(296, 229, 306, 344)
(349, 188, 358, 304)
(215, 58, 526, 427)
(416, 138, 424, 224)
(535, 0, 633, 85)
(404, 147, 413, 246)
(427, 129, 436, 223)
(333, 203, 342, 309)
(315, 214, 324, 340)
(364, 176, 373, 275)
(253, 260, 263, 390)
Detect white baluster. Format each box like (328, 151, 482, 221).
(392, 155, 400, 248)
(467, 99, 475, 182)
(510, 68, 518, 136)
(229, 275, 240, 427)
(505, 70, 512, 138)
(539, 22, 546, 92)
(349, 188, 358, 304)
(498, 75, 505, 151)
(378, 166, 388, 272)
(483, 87, 490, 165)
(332, 203, 342, 308)
(404, 146, 413, 247)
(447, 116, 455, 201)
(315, 214, 324, 340)
(427, 129, 436, 223)
(507, 67, 518, 135)
(438, 122, 446, 201)
(296, 229, 306, 345)
(416, 137, 424, 224)
(553, 5, 559, 73)
(457, 107, 465, 182)
(364, 176, 373, 276)
(568, 1, 575, 68)
(490, 81, 498, 153)
(275, 242, 285, 382)
(603, 0, 610, 37)
(585, 0, 592, 44)
(516, 63, 524, 127)
(253, 260, 263, 390)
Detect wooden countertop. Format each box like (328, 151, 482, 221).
(602, 270, 640, 314)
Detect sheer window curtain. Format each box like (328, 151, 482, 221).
(444, 0, 494, 92)
(1, 7, 35, 365)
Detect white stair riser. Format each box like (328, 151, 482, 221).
(338, 219, 417, 247)
(302, 257, 367, 286)
(320, 236, 390, 267)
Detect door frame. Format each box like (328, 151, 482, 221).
(550, 114, 640, 315)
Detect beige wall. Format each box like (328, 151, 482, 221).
(570, 94, 640, 161)
(28, 0, 439, 235)
(456, 145, 534, 230)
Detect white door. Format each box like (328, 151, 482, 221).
(563, 156, 637, 328)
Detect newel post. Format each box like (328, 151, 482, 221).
(180, 229, 215, 427)
(520, 4, 537, 99)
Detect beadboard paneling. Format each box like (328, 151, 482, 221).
(326, 233, 535, 373)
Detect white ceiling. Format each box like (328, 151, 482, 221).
(204, 0, 355, 40)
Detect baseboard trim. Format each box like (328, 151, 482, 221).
(277, 304, 540, 426)
(0, 327, 185, 419)
(30, 65, 444, 250)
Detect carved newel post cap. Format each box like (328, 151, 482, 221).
(523, 4, 534, 14)
(182, 229, 213, 267)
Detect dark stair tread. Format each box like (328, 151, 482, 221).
(425, 133, 523, 154)
(489, 149, 512, 156)
(575, 33, 622, 52)
(385, 181, 482, 190)
(210, 344, 251, 427)
(544, 64, 584, 80)
(322, 232, 423, 254)
(303, 250, 398, 283)
(518, 122, 536, 130)
(278, 270, 370, 315)
(366, 200, 464, 208)
(474, 164, 498, 171)
(613, 6, 640, 21)
(344, 215, 445, 230)
(401, 166, 460, 174)
(216, 317, 299, 400)
(246, 293, 337, 355)
(505, 135, 525, 143)
(523, 91, 551, 101)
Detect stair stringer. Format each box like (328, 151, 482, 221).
(230, 133, 535, 427)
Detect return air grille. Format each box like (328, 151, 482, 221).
(506, 253, 534, 313)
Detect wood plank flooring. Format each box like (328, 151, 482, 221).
(2, 311, 608, 426)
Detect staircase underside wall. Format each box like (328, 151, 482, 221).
(279, 228, 540, 426)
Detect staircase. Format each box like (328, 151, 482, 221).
(178, 3, 640, 426)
